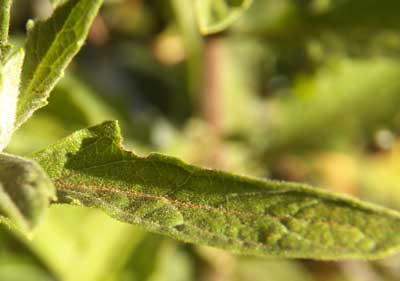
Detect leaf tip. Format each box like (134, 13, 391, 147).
(26, 19, 35, 33)
(85, 120, 123, 146)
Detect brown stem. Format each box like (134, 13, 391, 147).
(200, 35, 225, 168)
(201, 35, 223, 132)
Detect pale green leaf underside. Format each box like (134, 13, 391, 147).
(32, 121, 400, 259)
(0, 153, 55, 232)
(15, 0, 103, 129)
(196, 0, 252, 34)
(0, 49, 24, 151)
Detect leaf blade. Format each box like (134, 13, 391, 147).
(196, 0, 252, 34)
(0, 153, 56, 232)
(32, 121, 400, 259)
(0, 0, 12, 62)
(16, 0, 103, 129)
(0, 49, 24, 151)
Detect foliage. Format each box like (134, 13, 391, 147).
(2, 0, 400, 280)
(195, 0, 253, 34)
(31, 120, 400, 259)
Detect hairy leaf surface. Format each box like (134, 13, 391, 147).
(196, 0, 252, 34)
(0, 49, 24, 151)
(0, 153, 55, 232)
(32, 121, 400, 259)
(16, 0, 103, 129)
(0, 0, 12, 62)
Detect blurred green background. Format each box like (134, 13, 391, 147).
(3, 0, 400, 280)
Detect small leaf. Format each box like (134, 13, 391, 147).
(15, 0, 103, 129)
(32, 121, 400, 259)
(195, 0, 252, 34)
(0, 49, 24, 151)
(0, 0, 12, 62)
(0, 153, 56, 232)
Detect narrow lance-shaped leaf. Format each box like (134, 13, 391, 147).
(32, 121, 400, 259)
(0, 49, 24, 151)
(0, 0, 12, 61)
(195, 0, 253, 34)
(0, 153, 56, 233)
(15, 0, 103, 129)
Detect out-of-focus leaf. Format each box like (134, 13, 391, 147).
(109, 234, 165, 281)
(32, 121, 400, 259)
(49, 0, 69, 8)
(236, 258, 312, 281)
(0, 225, 59, 281)
(233, 0, 400, 61)
(51, 75, 121, 128)
(195, 0, 252, 34)
(15, 0, 103, 129)
(0, 153, 55, 233)
(32, 205, 145, 281)
(7, 73, 120, 155)
(106, 235, 195, 281)
(257, 58, 400, 160)
(0, 49, 24, 151)
(146, 241, 195, 281)
(170, 0, 203, 102)
(194, 246, 313, 281)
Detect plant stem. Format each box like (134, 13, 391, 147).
(0, 0, 12, 60)
(202, 35, 223, 132)
(201, 35, 225, 168)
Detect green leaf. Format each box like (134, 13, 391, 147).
(0, 0, 12, 62)
(258, 58, 400, 161)
(0, 49, 24, 151)
(15, 0, 103, 129)
(32, 121, 400, 259)
(31, 205, 144, 281)
(49, 0, 69, 8)
(112, 234, 166, 281)
(195, 0, 252, 34)
(106, 234, 195, 281)
(0, 225, 59, 281)
(0, 153, 55, 232)
(7, 73, 121, 155)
